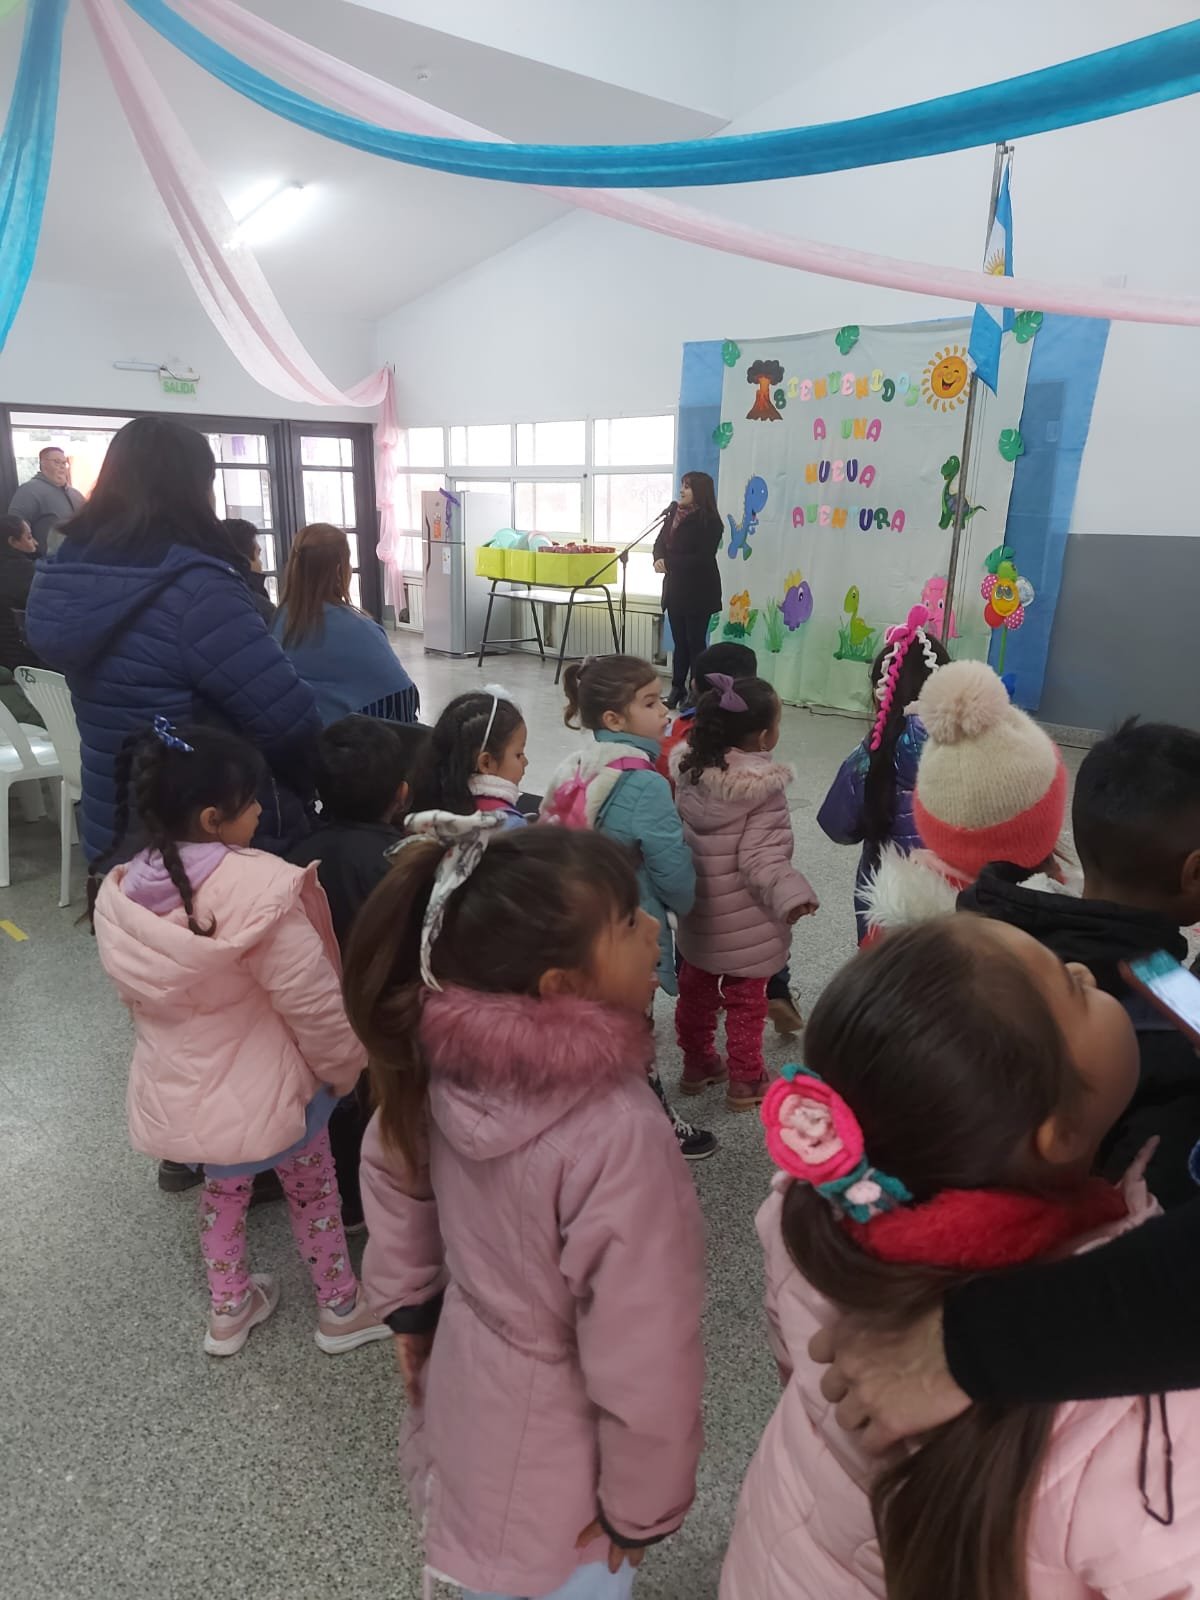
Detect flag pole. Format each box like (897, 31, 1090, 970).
(942, 140, 1012, 648)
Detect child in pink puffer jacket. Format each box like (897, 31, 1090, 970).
(723, 915, 1200, 1600)
(91, 720, 387, 1360)
(671, 675, 817, 1111)
(345, 819, 706, 1600)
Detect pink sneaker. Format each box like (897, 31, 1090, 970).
(315, 1290, 392, 1355)
(679, 1056, 727, 1095)
(204, 1274, 279, 1357)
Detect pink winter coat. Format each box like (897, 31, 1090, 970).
(671, 746, 817, 977)
(721, 1176, 1200, 1600)
(94, 851, 365, 1165)
(360, 986, 707, 1597)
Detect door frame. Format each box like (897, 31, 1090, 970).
(281, 419, 380, 618)
(0, 403, 381, 618)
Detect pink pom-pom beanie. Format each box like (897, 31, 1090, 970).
(912, 660, 1067, 881)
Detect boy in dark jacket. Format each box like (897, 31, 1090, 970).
(289, 714, 430, 1224)
(959, 719, 1200, 1207)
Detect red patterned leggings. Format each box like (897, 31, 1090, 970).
(676, 960, 769, 1084)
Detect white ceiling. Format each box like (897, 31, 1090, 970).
(7, 0, 724, 321)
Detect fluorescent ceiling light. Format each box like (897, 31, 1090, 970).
(229, 180, 308, 246)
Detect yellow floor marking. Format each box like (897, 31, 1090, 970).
(0, 920, 29, 942)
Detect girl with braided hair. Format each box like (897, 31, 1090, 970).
(89, 719, 390, 1358)
(818, 605, 948, 943)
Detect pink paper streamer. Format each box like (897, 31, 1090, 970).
(176, 0, 1200, 327)
(82, 0, 416, 589)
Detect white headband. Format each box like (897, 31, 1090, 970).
(480, 681, 516, 753)
(390, 810, 505, 990)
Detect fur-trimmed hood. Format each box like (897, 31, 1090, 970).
(671, 745, 795, 831)
(419, 986, 655, 1160)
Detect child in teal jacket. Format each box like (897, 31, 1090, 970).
(542, 655, 714, 1159)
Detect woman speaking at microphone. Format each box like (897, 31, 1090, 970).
(652, 471, 723, 709)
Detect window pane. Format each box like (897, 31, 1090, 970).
(593, 473, 673, 546)
(398, 426, 445, 469)
(302, 469, 356, 528)
(349, 573, 362, 609)
(345, 533, 360, 570)
(450, 424, 511, 467)
(514, 481, 582, 537)
(206, 432, 268, 465)
(257, 533, 277, 574)
(265, 575, 279, 604)
(221, 468, 273, 526)
(516, 419, 586, 466)
(300, 435, 352, 467)
(395, 471, 444, 529)
(593, 415, 674, 468)
(623, 549, 660, 598)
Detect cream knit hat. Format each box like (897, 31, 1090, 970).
(912, 660, 1066, 880)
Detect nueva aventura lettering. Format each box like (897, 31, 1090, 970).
(792, 504, 907, 532)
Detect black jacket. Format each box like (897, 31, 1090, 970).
(652, 506, 723, 617)
(959, 863, 1200, 1208)
(0, 545, 38, 671)
(287, 819, 402, 951)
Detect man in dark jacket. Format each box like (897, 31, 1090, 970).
(8, 448, 84, 555)
(959, 718, 1200, 1208)
(0, 514, 39, 671)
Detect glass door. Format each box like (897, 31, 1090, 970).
(205, 429, 279, 602)
(284, 423, 380, 617)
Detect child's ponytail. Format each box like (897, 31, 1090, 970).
(678, 675, 778, 783)
(562, 654, 658, 729)
(85, 721, 264, 936)
(863, 607, 948, 843)
(342, 837, 441, 1171)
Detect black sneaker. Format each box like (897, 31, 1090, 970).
(671, 1109, 719, 1162)
(157, 1159, 203, 1193)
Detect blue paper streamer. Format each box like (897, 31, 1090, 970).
(123, 0, 1200, 188)
(0, 0, 69, 351)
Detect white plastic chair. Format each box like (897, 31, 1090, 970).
(15, 667, 82, 907)
(0, 695, 63, 893)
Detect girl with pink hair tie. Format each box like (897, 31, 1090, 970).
(817, 605, 948, 943)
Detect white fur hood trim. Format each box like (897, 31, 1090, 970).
(668, 742, 794, 802)
(858, 847, 967, 934)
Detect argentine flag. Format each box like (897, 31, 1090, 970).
(968, 161, 1014, 394)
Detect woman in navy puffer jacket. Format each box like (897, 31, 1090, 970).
(26, 418, 320, 865)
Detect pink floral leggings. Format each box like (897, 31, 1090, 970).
(199, 1128, 357, 1315)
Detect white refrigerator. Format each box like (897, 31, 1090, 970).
(421, 487, 511, 656)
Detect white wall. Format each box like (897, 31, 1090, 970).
(0, 281, 378, 425)
(377, 0, 1200, 539)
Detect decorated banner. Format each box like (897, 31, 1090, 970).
(711, 317, 1034, 711)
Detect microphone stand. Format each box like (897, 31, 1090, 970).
(585, 506, 671, 653)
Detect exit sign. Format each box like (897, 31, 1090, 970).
(160, 374, 198, 397)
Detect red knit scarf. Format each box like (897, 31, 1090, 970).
(843, 1178, 1128, 1268)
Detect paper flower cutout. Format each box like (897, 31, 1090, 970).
(722, 339, 741, 367)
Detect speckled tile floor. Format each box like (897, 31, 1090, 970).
(0, 647, 1086, 1600)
